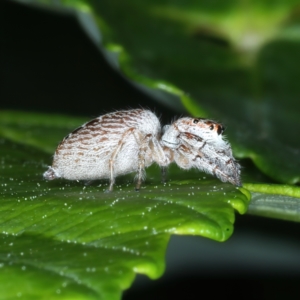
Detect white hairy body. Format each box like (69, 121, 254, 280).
(44, 109, 170, 191)
(44, 109, 241, 191)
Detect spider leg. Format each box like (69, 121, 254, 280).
(151, 137, 172, 183)
(132, 131, 172, 191)
(161, 166, 167, 183)
(133, 132, 152, 191)
(190, 153, 240, 185)
(178, 132, 206, 149)
(108, 128, 135, 192)
(176, 133, 241, 186)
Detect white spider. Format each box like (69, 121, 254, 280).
(44, 109, 241, 191)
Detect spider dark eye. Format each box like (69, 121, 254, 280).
(193, 119, 199, 124)
(209, 124, 214, 130)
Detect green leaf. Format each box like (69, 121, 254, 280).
(0, 111, 249, 299)
(23, 0, 300, 184)
(244, 183, 300, 198)
(244, 183, 300, 222)
(0, 110, 87, 154)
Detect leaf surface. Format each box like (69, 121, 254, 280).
(0, 111, 249, 299)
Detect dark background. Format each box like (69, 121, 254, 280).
(1, 1, 300, 299)
(1, 0, 174, 124)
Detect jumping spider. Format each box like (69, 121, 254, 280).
(44, 109, 241, 191)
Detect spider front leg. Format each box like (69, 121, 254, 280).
(177, 132, 241, 186)
(174, 143, 197, 169)
(175, 142, 227, 181)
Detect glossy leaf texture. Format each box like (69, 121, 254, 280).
(244, 183, 300, 222)
(0, 111, 249, 299)
(25, 0, 300, 184)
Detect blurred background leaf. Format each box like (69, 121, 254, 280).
(17, 0, 300, 184)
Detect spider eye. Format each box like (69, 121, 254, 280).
(209, 124, 214, 130)
(193, 119, 199, 124)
